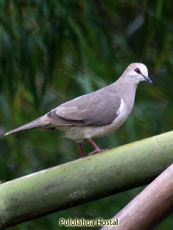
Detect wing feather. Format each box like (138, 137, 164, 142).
(47, 85, 121, 127)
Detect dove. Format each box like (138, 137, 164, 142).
(5, 63, 152, 157)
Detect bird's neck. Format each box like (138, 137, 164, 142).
(114, 77, 138, 111)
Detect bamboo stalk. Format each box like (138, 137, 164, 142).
(101, 164, 173, 230)
(0, 131, 173, 229)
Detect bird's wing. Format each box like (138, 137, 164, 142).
(47, 87, 121, 127)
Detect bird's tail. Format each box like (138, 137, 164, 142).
(4, 115, 50, 136)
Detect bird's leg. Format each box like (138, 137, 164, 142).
(77, 143, 85, 157)
(87, 138, 102, 155)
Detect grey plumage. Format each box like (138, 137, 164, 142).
(5, 84, 121, 135)
(5, 63, 152, 156)
(48, 85, 121, 126)
(4, 115, 49, 136)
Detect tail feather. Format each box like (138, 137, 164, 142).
(4, 115, 49, 136)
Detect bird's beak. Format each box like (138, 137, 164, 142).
(142, 74, 153, 85)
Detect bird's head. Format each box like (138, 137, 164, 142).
(125, 63, 152, 85)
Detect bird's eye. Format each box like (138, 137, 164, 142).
(134, 68, 141, 74)
(135, 68, 141, 74)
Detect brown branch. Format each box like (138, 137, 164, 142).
(101, 164, 173, 230)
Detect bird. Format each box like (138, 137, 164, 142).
(5, 63, 152, 157)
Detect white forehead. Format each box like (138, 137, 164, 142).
(137, 63, 148, 73)
(132, 63, 148, 74)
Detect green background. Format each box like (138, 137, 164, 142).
(0, 0, 172, 229)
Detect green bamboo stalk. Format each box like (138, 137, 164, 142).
(0, 131, 173, 229)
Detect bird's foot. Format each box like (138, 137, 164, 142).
(88, 148, 103, 155)
(87, 138, 112, 155)
(88, 146, 112, 155)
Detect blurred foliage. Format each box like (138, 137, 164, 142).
(0, 0, 172, 229)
